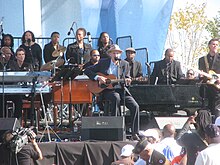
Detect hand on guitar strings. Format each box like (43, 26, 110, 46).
(97, 76, 108, 85)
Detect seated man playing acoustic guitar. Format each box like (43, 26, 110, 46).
(84, 44, 139, 137)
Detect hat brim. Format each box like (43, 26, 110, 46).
(107, 49, 123, 53)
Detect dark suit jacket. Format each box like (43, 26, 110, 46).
(199, 53, 220, 74)
(151, 59, 183, 84)
(43, 42, 64, 63)
(66, 41, 92, 64)
(125, 58, 143, 78)
(84, 58, 131, 95)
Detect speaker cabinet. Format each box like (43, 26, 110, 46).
(0, 118, 20, 142)
(81, 116, 125, 141)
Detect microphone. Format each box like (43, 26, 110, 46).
(0, 17, 4, 26)
(114, 57, 121, 61)
(67, 21, 75, 35)
(27, 39, 31, 44)
(87, 32, 92, 43)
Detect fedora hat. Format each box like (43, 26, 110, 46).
(107, 44, 123, 54)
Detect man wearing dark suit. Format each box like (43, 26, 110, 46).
(125, 47, 143, 78)
(84, 44, 139, 136)
(151, 48, 183, 85)
(198, 38, 220, 118)
(43, 31, 65, 63)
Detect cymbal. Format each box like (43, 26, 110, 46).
(52, 46, 66, 57)
(40, 59, 65, 71)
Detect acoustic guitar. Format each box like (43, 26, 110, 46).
(183, 64, 220, 89)
(87, 72, 148, 95)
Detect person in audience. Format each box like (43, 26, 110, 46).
(0, 46, 14, 70)
(160, 124, 182, 162)
(97, 32, 112, 59)
(0, 129, 43, 165)
(84, 44, 139, 137)
(111, 144, 135, 165)
(176, 109, 212, 165)
(125, 47, 143, 79)
(1, 34, 15, 58)
(66, 27, 92, 65)
(198, 38, 220, 119)
(133, 138, 170, 165)
(83, 49, 100, 69)
(151, 48, 184, 85)
(195, 124, 220, 165)
(43, 31, 65, 63)
(19, 30, 42, 71)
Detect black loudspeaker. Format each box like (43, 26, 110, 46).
(0, 118, 20, 142)
(81, 116, 125, 141)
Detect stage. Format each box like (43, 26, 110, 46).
(36, 140, 136, 165)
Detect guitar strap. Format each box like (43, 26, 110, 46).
(204, 55, 210, 73)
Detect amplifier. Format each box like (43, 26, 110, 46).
(81, 116, 125, 141)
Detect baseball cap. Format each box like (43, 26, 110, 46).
(139, 129, 160, 142)
(215, 116, 220, 126)
(120, 144, 134, 157)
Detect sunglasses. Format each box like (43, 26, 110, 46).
(187, 72, 193, 75)
(92, 54, 100, 57)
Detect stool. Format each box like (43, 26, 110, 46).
(6, 101, 15, 118)
(22, 100, 41, 129)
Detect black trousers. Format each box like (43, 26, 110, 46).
(102, 88, 140, 135)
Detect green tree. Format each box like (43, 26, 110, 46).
(205, 11, 220, 39)
(166, 2, 208, 70)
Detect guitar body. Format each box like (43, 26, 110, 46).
(86, 73, 118, 95)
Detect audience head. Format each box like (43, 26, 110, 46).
(1, 34, 14, 48)
(162, 124, 176, 138)
(186, 69, 195, 79)
(120, 144, 134, 158)
(164, 48, 174, 63)
(139, 128, 161, 143)
(125, 47, 136, 61)
(205, 124, 220, 144)
(195, 109, 212, 139)
(90, 49, 100, 64)
(21, 30, 35, 44)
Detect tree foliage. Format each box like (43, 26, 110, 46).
(166, 2, 208, 70)
(205, 11, 220, 39)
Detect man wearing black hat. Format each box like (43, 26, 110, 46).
(133, 138, 170, 165)
(195, 124, 220, 165)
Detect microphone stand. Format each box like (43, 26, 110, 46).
(1, 59, 8, 118)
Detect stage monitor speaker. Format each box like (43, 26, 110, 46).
(81, 116, 125, 141)
(0, 118, 20, 142)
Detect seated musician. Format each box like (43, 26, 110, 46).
(124, 47, 143, 79)
(83, 49, 100, 69)
(0, 47, 22, 120)
(43, 31, 65, 63)
(84, 44, 139, 136)
(151, 48, 184, 85)
(66, 27, 92, 66)
(198, 38, 220, 118)
(186, 69, 195, 79)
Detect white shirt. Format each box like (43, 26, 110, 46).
(195, 143, 220, 165)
